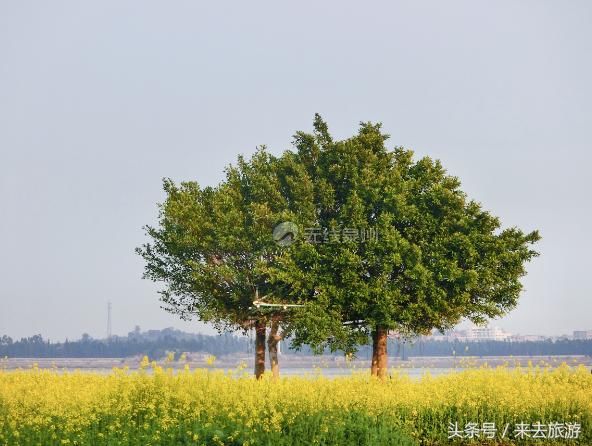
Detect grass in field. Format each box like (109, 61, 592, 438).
(0, 359, 590, 445)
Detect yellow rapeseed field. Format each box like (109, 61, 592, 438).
(0, 359, 591, 445)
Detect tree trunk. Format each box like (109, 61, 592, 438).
(371, 327, 388, 379)
(254, 319, 266, 379)
(267, 319, 281, 379)
(371, 329, 379, 376)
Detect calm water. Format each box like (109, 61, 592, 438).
(4, 356, 589, 379)
(10, 366, 480, 379)
(270, 367, 458, 378)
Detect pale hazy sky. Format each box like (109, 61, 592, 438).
(1, 1, 591, 341)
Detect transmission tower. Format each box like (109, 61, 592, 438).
(107, 301, 112, 340)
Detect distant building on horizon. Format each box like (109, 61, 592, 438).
(424, 327, 592, 343)
(423, 326, 512, 342)
(573, 330, 592, 340)
(509, 334, 548, 342)
(463, 326, 511, 342)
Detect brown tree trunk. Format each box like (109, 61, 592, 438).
(371, 327, 388, 379)
(371, 329, 379, 376)
(267, 319, 281, 379)
(254, 319, 266, 379)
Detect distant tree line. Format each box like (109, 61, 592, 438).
(1, 328, 591, 359)
(0, 328, 249, 359)
(368, 338, 592, 359)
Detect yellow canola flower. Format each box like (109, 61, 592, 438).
(0, 362, 590, 445)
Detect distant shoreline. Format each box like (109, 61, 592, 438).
(3, 354, 591, 372)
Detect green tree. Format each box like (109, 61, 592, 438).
(268, 115, 541, 378)
(137, 148, 315, 378)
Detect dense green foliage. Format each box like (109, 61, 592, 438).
(267, 115, 540, 354)
(136, 149, 315, 335)
(137, 115, 540, 364)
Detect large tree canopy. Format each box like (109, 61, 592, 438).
(138, 115, 540, 379)
(266, 115, 540, 377)
(136, 148, 315, 377)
